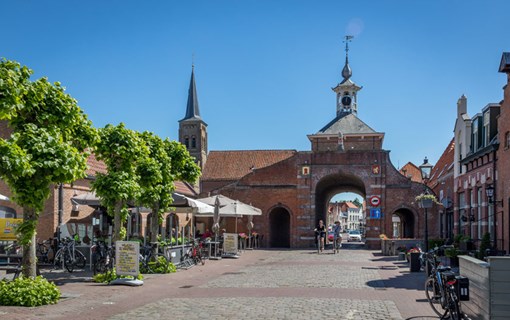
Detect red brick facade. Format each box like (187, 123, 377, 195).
(497, 58, 510, 253)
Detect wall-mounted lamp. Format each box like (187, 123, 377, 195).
(486, 185, 504, 207)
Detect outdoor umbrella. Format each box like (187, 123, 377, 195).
(219, 200, 262, 234)
(0, 193, 9, 201)
(171, 193, 214, 215)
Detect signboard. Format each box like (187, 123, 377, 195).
(222, 233, 238, 256)
(370, 208, 382, 219)
(369, 196, 381, 207)
(372, 165, 380, 175)
(115, 241, 139, 277)
(0, 218, 22, 241)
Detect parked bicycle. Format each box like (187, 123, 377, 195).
(139, 242, 169, 274)
(424, 248, 463, 320)
(189, 239, 205, 265)
(36, 238, 54, 264)
(53, 237, 86, 272)
(91, 240, 115, 275)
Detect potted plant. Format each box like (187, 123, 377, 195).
(415, 193, 439, 209)
(445, 247, 460, 267)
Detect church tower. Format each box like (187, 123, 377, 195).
(332, 35, 362, 117)
(179, 65, 208, 170)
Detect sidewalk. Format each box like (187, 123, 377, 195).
(0, 248, 439, 320)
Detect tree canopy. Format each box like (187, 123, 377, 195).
(0, 59, 97, 276)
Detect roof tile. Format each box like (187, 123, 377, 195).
(202, 150, 296, 181)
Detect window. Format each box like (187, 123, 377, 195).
(506, 131, 510, 149)
(191, 136, 196, 148)
(472, 123, 478, 151)
(483, 112, 490, 146)
(477, 188, 482, 239)
(184, 136, 189, 148)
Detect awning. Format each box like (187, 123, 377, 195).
(196, 195, 262, 217)
(71, 192, 101, 207)
(171, 193, 215, 215)
(0, 193, 9, 201)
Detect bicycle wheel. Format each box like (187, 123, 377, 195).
(447, 289, 462, 320)
(75, 250, 87, 268)
(64, 251, 75, 273)
(94, 258, 107, 275)
(425, 277, 443, 317)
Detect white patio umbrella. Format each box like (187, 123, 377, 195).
(0, 193, 9, 201)
(172, 193, 214, 215)
(219, 200, 262, 234)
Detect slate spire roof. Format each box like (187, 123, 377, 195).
(180, 65, 202, 122)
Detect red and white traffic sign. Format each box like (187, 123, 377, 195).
(369, 196, 381, 207)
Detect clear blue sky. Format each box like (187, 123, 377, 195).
(2, 1, 509, 169)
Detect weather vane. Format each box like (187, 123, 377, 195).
(343, 35, 354, 56)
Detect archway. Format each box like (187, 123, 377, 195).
(315, 172, 366, 226)
(391, 208, 415, 238)
(269, 207, 290, 248)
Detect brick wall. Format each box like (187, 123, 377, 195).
(497, 71, 510, 254)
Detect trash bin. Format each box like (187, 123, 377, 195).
(410, 252, 421, 272)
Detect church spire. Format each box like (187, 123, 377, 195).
(181, 65, 201, 121)
(341, 35, 353, 81)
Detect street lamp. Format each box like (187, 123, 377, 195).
(485, 184, 503, 250)
(419, 157, 433, 252)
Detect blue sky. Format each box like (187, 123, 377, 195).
(2, 1, 509, 171)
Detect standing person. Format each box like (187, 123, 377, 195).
(314, 220, 327, 252)
(333, 221, 342, 253)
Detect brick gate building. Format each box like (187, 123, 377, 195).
(183, 46, 435, 249)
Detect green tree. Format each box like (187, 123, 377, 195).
(137, 132, 200, 257)
(352, 197, 362, 208)
(92, 123, 146, 242)
(0, 60, 97, 277)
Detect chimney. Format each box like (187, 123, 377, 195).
(457, 94, 467, 116)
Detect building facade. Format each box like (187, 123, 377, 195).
(195, 45, 433, 249)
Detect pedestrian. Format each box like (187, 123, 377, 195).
(333, 221, 342, 253)
(314, 220, 326, 252)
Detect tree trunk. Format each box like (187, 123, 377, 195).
(113, 201, 123, 243)
(150, 204, 160, 258)
(22, 207, 37, 277)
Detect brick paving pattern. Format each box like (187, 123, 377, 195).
(0, 245, 439, 320)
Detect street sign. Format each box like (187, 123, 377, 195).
(369, 196, 381, 207)
(370, 208, 381, 219)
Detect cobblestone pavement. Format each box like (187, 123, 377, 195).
(0, 245, 439, 320)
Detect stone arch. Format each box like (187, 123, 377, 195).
(268, 205, 291, 248)
(390, 207, 416, 239)
(314, 172, 367, 224)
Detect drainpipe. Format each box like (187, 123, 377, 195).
(58, 183, 63, 243)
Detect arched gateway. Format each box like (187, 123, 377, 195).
(197, 39, 433, 249)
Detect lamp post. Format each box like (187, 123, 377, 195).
(419, 157, 433, 252)
(485, 184, 503, 250)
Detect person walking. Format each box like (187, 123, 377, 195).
(314, 220, 327, 252)
(333, 221, 342, 253)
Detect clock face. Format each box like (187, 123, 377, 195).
(341, 96, 352, 106)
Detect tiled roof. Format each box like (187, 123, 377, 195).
(399, 162, 422, 183)
(202, 150, 297, 181)
(345, 201, 359, 209)
(317, 113, 377, 135)
(429, 138, 454, 186)
(85, 153, 107, 176)
(174, 181, 197, 197)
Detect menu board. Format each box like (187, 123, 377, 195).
(115, 241, 139, 277)
(223, 233, 238, 255)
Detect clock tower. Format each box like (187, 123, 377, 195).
(332, 35, 362, 117)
